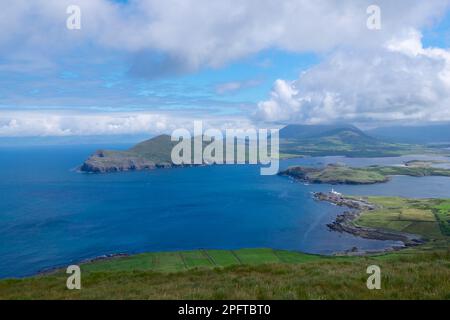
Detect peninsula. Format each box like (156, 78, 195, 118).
(80, 135, 180, 173)
(314, 192, 449, 253)
(279, 163, 450, 185)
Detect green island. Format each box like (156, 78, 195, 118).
(1, 195, 449, 300)
(280, 163, 450, 185)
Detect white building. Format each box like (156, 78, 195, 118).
(331, 188, 342, 196)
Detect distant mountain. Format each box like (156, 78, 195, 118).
(367, 124, 450, 144)
(278, 124, 434, 157)
(280, 124, 367, 140)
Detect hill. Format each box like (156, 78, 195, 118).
(0, 248, 448, 299)
(280, 124, 371, 141)
(80, 134, 179, 173)
(279, 124, 438, 157)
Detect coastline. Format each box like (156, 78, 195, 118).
(314, 192, 425, 253)
(37, 253, 130, 277)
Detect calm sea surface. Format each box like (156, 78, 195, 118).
(1, 145, 450, 278)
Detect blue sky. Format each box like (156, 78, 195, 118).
(1, 0, 450, 137)
(0, 45, 318, 115)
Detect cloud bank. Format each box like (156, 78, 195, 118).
(0, 110, 255, 137)
(256, 30, 450, 125)
(2, 0, 450, 136)
(2, 0, 449, 76)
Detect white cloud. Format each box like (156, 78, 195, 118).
(256, 30, 450, 125)
(1, 0, 449, 75)
(0, 110, 255, 137)
(215, 79, 262, 94)
(2, 0, 450, 134)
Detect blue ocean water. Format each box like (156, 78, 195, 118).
(1, 145, 450, 278)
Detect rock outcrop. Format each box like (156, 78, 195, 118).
(80, 150, 160, 173)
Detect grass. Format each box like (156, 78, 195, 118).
(311, 166, 388, 184)
(0, 250, 448, 300)
(434, 200, 450, 236)
(79, 249, 323, 274)
(280, 164, 450, 185)
(354, 197, 450, 241)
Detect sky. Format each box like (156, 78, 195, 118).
(1, 0, 450, 137)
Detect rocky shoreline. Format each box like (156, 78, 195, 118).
(38, 253, 130, 276)
(314, 192, 425, 253)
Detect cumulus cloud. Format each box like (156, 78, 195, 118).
(0, 110, 255, 137)
(1, 0, 449, 76)
(256, 30, 450, 125)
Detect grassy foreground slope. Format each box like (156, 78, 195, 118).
(0, 249, 449, 299)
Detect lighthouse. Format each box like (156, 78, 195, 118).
(331, 188, 342, 196)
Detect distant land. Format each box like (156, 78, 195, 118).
(278, 124, 446, 157)
(316, 193, 449, 247)
(80, 124, 450, 173)
(367, 123, 450, 144)
(279, 163, 450, 185)
(80, 134, 180, 173)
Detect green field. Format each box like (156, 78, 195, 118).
(355, 197, 450, 242)
(434, 200, 450, 236)
(0, 249, 449, 300)
(76, 249, 323, 274)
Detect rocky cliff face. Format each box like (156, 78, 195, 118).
(80, 150, 162, 173)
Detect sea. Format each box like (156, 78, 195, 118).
(1, 145, 450, 278)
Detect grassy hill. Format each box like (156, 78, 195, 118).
(0, 248, 448, 299)
(279, 124, 441, 157)
(80, 134, 183, 172)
